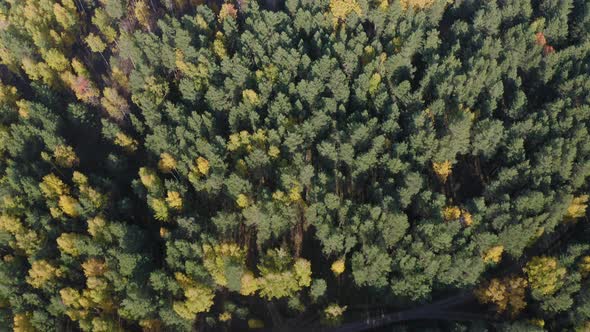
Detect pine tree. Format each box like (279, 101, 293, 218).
(0, 0, 588, 329)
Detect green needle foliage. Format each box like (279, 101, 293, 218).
(0, 0, 589, 330)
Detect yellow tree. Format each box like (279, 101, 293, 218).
(53, 0, 78, 30)
(329, 0, 362, 25)
(0, 215, 42, 255)
(202, 243, 247, 291)
(256, 271, 300, 299)
(16, 100, 31, 119)
(399, 0, 436, 10)
(87, 216, 106, 237)
(442, 206, 461, 221)
(158, 153, 177, 173)
(61, 71, 100, 103)
(13, 312, 36, 332)
(42, 48, 70, 72)
(40, 173, 69, 199)
(101, 87, 129, 120)
(368, 73, 381, 95)
(53, 145, 79, 168)
(57, 233, 84, 256)
(294, 258, 312, 287)
(26, 260, 58, 288)
(139, 167, 161, 191)
(240, 271, 259, 296)
(21, 58, 57, 86)
(74, 172, 106, 210)
(0, 81, 18, 106)
(166, 191, 182, 210)
(213, 32, 227, 59)
(85, 33, 107, 53)
(475, 276, 528, 317)
(172, 272, 215, 320)
(134, 1, 152, 31)
(564, 195, 588, 222)
(82, 258, 107, 277)
(460, 209, 473, 226)
(149, 198, 169, 221)
(114, 132, 138, 152)
(236, 194, 251, 208)
(323, 304, 347, 326)
(92, 9, 117, 43)
(432, 160, 452, 183)
(331, 258, 345, 276)
(59, 195, 81, 217)
(268, 146, 280, 158)
(0, 215, 24, 235)
(139, 319, 162, 331)
(255, 248, 312, 300)
(242, 89, 260, 106)
(482, 245, 504, 264)
(524, 256, 566, 297)
(196, 156, 210, 175)
(59, 287, 85, 321)
(218, 3, 238, 22)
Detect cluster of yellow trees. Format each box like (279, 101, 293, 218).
(166, 244, 313, 320)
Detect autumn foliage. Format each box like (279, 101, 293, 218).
(0, 0, 588, 330)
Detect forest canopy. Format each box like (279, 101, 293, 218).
(0, 0, 589, 331)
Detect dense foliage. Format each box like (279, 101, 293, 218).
(0, 0, 589, 330)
